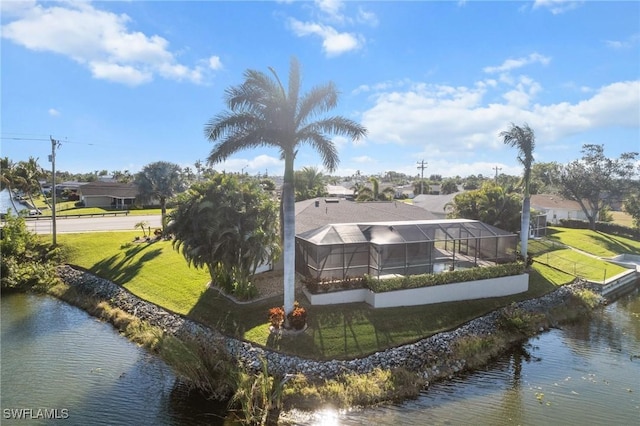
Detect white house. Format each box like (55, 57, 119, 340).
(530, 194, 587, 224)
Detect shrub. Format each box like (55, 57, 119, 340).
(302, 275, 366, 294)
(363, 262, 525, 293)
(497, 303, 546, 336)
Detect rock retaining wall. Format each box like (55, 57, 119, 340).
(56, 265, 600, 383)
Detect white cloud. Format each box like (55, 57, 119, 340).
(360, 73, 639, 161)
(89, 61, 152, 86)
(1, 2, 221, 86)
(483, 53, 551, 74)
(353, 155, 375, 163)
(315, 0, 345, 21)
(605, 33, 640, 50)
(208, 55, 223, 70)
(533, 0, 583, 15)
(288, 18, 362, 56)
(214, 155, 283, 174)
(48, 108, 60, 117)
(356, 7, 379, 26)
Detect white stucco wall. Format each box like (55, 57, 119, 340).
(302, 274, 529, 308)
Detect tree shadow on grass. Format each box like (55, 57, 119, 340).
(182, 272, 560, 361)
(590, 232, 640, 256)
(90, 243, 162, 285)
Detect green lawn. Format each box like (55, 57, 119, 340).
(56, 227, 635, 360)
(545, 226, 640, 257)
(58, 228, 640, 360)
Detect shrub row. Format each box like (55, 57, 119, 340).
(363, 262, 525, 293)
(558, 219, 640, 240)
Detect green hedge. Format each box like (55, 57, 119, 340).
(364, 262, 525, 293)
(558, 219, 640, 240)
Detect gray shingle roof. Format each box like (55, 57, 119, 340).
(295, 199, 438, 234)
(79, 182, 138, 198)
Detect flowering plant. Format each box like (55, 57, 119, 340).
(268, 306, 285, 329)
(287, 301, 307, 330)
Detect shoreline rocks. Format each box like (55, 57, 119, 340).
(56, 265, 602, 383)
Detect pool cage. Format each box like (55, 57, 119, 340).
(295, 219, 518, 281)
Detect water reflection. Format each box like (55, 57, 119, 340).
(2, 287, 638, 426)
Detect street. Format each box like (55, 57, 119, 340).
(25, 214, 162, 234)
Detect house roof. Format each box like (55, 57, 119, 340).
(412, 193, 458, 216)
(79, 182, 138, 198)
(295, 199, 438, 234)
(530, 194, 583, 211)
(297, 219, 515, 245)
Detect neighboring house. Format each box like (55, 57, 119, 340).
(79, 182, 138, 209)
(411, 193, 458, 219)
(325, 184, 353, 198)
(530, 194, 587, 225)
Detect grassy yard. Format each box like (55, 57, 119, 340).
(54, 233, 563, 360)
(544, 226, 640, 257)
(56, 228, 637, 361)
(611, 210, 635, 228)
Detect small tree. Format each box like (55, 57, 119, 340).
(135, 220, 149, 238)
(446, 182, 522, 233)
(623, 193, 640, 228)
(560, 144, 639, 230)
(167, 173, 280, 299)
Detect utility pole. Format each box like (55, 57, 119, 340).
(417, 160, 427, 194)
(49, 136, 61, 245)
(493, 165, 502, 184)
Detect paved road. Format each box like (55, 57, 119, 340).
(25, 214, 162, 234)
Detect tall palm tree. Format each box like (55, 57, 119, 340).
(500, 123, 535, 258)
(204, 57, 367, 317)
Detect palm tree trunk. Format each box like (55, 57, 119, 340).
(521, 195, 530, 257)
(282, 154, 296, 318)
(160, 197, 167, 234)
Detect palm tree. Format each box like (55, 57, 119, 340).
(15, 157, 45, 210)
(204, 56, 367, 318)
(356, 177, 395, 201)
(0, 157, 20, 212)
(134, 161, 186, 233)
(500, 123, 536, 258)
(294, 166, 326, 200)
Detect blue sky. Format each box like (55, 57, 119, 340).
(1, 0, 639, 180)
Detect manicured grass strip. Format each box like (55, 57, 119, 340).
(531, 246, 627, 282)
(546, 227, 640, 257)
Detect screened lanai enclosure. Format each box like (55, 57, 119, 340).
(295, 219, 518, 281)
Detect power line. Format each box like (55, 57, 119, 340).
(1, 136, 99, 146)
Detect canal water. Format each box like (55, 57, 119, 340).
(2, 286, 639, 425)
